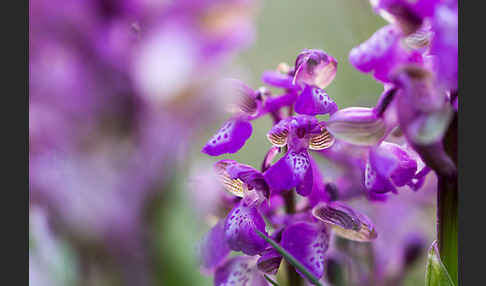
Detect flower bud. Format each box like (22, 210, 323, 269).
(294, 49, 338, 89)
(326, 107, 387, 146)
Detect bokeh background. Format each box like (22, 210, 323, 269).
(29, 0, 436, 285)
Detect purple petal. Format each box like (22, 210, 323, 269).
(308, 127, 335, 151)
(221, 160, 270, 199)
(263, 92, 298, 113)
(371, 0, 441, 34)
(294, 49, 338, 89)
(214, 256, 268, 286)
(257, 248, 283, 275)
(349, 25, 421, 83)
(224, 202, 268, 256)
(372, 142, 418, 187)
(281, 222, 330, 279)
(312, 202, 377, 242)
(391, 65, 453, 145)
(227, 78, 261, 117)
(266, 117, 291, 147)
(261, 146, 280, 173)
(202, 119, 252, 156)
(200, 221, 231, 271)
(262, 70, 300, 91)
(308, 158, 331, 207)
(295, 85, 338, 116)
(263, 149, 313, 196)
(364, 159, 397, 194)
(430, 2, 458, 91)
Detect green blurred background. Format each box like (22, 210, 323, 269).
(157, 1, 413, 285)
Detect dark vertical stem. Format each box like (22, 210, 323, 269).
(283, 190, 303, 286)
(437, 113, 458, 285)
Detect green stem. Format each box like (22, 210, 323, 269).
(437, 176, 458, 285)
(437, 113, 458, 285)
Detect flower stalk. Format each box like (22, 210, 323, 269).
(437, 112, 458, 285)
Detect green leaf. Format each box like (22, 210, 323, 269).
(264, 274, 280, 286)
(425, 241, 455, 286)
(256, 230, 323, 286)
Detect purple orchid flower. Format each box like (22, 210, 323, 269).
(211, 160, 271, 256)
(264, 115, 335, 196)
(202, 80, 301, 156)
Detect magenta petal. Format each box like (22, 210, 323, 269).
(262, 70, 300, 91)
(308, 157, 331, 207)
(369, 145, 399, 178)
(263, 92, 299, 113)
(263, 149, 313, 196)
(430, 2, 458, 91)
(281, 222, 330, 279)
(295, 85, 338, 116)
(202, 119, 252, 156)
(364, 160, 397, 194)
(224, 203, 268, 256)
(380, 143, 417, 187)
(214, 256, 267, 286)
(349, 25, 419, 83)
(200, 221, 231, 271)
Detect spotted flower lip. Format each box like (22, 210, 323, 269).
(202, 118, 253, 156)
(214, 256, 268, 286)
(312, 201, 377, 242)
(224, 202, 268, 256)
(326, 107, 388, 146)
(293, 49, 338, 89)
(294, 85, 338, 116)
(281, 221, 330, 279)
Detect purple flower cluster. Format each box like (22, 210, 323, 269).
(198, 0, 457, 284)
